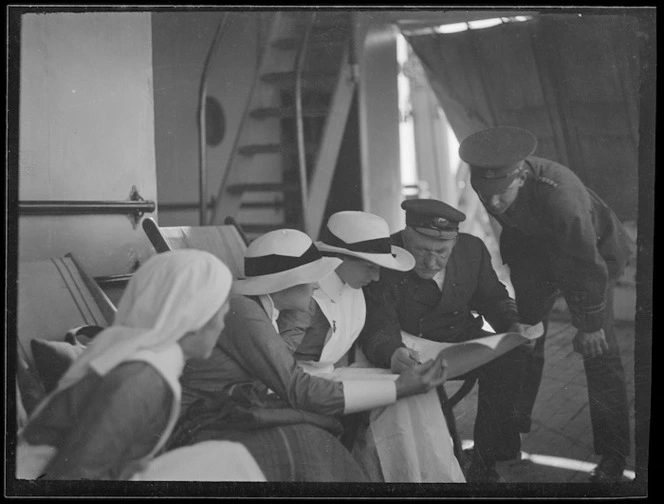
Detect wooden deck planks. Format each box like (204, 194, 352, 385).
(451, 316, 636, 483)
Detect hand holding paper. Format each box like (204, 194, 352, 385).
(390, 346, 421, 373)
(401, 322, 545, 379)
(395, 351, 449, 399)
(508, 322, 539, 349)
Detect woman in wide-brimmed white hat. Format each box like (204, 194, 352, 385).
(276, 212, 465, 483)
(173, 228, 449, 482)
(279, 211, 414, 371)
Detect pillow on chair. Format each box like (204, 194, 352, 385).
(30, 325, 104, 393)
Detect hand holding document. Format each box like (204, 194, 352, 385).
(394, 351, 449, 399)
(401, 322, 545, 379)
(324, 322, 544, 389)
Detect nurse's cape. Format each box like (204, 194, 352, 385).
(16, 346, 265, 481)
(16, 250, 265, 482)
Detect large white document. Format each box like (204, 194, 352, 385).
(332, 322, 545, 382)
(401, 322, 545, 379)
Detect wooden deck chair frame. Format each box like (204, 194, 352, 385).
(143, 216, 249, 249)
(438, 374, 479, 468)
(142, 217, 248, 280)
(16, 253, 117, 415)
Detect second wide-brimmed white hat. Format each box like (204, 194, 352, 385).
(233, 229, 342, 296)
(316, 211, 415, 271)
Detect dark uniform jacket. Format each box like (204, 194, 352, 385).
(496, 156, 634, 333)
(359, 231, 520, 369)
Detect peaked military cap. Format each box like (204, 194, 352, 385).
(402, 198, 466, 240)
(459, 126, 537, 195)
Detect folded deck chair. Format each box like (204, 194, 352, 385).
(141, 217, 247, 279)
(16, 253, 116, 415)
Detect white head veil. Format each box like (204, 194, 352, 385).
(55, 249, 233, 390)
(17, 249, 234, 475)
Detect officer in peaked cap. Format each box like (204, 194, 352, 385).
(460, 126, 537, 197)
(459, 126, 635, 482)
(359, 197, 530, 482)
(401, 198, 466, 240)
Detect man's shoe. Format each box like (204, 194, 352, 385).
(465, 460, 505, 483)
(589, 454, 627, 482)
(463, 447, 521, 463)
(495, 448, 522, 462)
(463, 450, 505, 483)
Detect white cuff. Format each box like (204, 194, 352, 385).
(342, 380, 397, 414)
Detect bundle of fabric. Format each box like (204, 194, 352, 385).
(170, 354, 367, 482)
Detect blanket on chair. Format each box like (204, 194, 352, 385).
(166, 384, 367, 482)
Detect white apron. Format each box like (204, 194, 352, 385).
(297, 274, 465, 483)
(298, 274, 366, 376)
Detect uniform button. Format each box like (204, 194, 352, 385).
(452, 310, 459, 315)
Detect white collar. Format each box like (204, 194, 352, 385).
(432, 269, 446, 291)
(259, 294, 280, 332)
(317, 271, 346, 302)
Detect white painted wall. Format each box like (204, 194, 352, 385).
(18, 12, 157, 277)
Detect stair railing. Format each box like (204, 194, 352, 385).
(198, 12, 230, 225)
(208, 12, 284, 226)
(306, 31, 358, 239)
(294, 12, 316, 234)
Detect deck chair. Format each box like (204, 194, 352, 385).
(141, 217, 247, 279)
(16, 253, 117, 416)
(438, 374, 478, 469)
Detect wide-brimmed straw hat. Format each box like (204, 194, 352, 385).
(233, 229, 342, 296)
(315, 211, 415, 271)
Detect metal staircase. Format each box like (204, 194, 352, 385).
(208, 11, 357, 241)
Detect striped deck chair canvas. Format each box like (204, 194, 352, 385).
(16, 254, 117, 414)
(142, 217, 246, 279)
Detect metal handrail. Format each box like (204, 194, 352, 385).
(18, 200, 155, 215)
(294, 13, 316, 233)
(198, 12, 230, 225)
(209, 12, 285, 226)
(19, 186, 154, 228)
(158, 198, 215, 212)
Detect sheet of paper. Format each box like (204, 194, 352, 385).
(401, 322, 544, 379)
(320, 323, 544, 390)
(333, 366, 398, 381)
